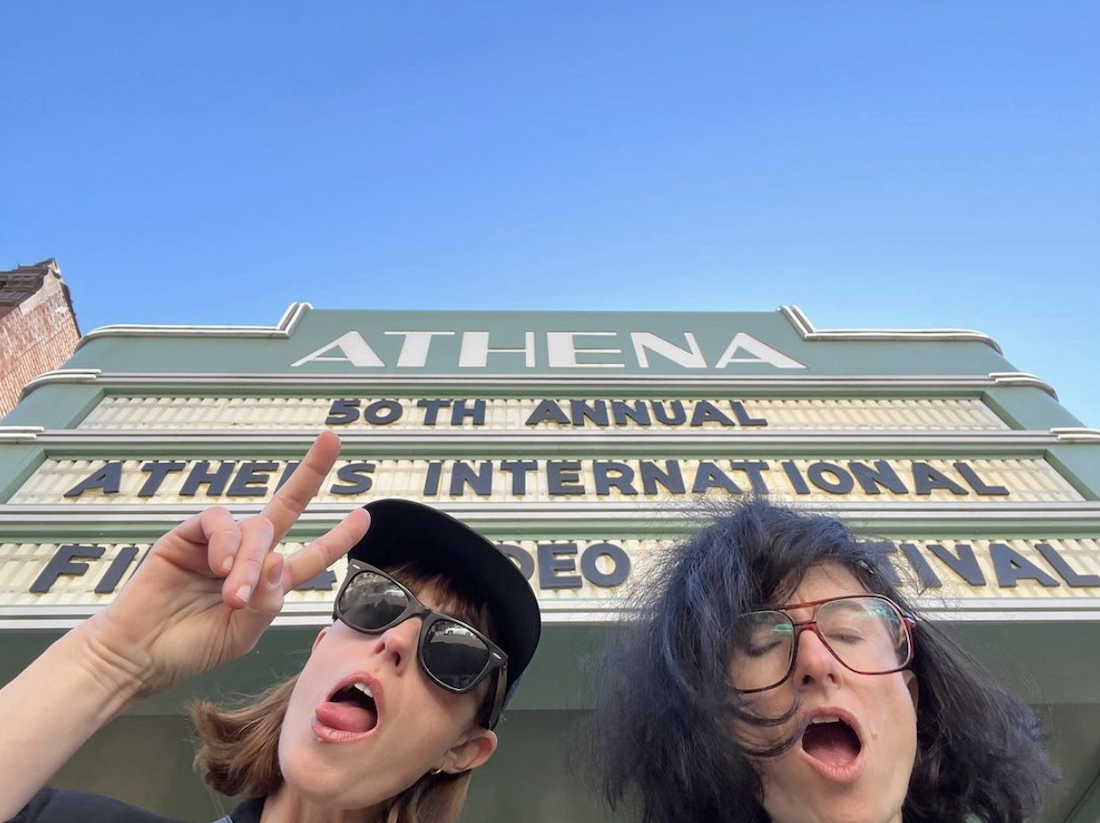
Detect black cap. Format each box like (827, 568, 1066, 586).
(347, 499, 541, 711)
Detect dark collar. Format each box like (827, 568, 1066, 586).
(228, 797, 265, 823)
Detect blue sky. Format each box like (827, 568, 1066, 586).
(2, 2, 1097, 424)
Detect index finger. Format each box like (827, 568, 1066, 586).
(261, 431, 342, 545)
(281, 507, 371, 593)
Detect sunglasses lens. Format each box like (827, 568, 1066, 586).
(422, 619, 491, 690)
(339, 570, 410, 630)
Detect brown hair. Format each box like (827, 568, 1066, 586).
(191, 561, 499, 823)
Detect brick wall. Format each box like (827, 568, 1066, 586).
(0, 276, 81, 417)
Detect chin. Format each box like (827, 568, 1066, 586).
(810, 800, 901, 823)
(279, 736, 418, 812)
(278, 735, 351, 802)
(764, 782, 905, 823)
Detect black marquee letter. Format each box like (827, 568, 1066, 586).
(581, 543, 631, 587)
(1036, 543, 1100, 587)
(911, 463, 968, 496)
(806, 462, 854, 495)
(65, 463, 123, 498)
(525, 400, 569, 426)
(537, 543, 582, 589)
(899, 543, 943, 589)
(180, 462, 235, 497)
(30, 545, 105, 593)
(689, 400, 735, 427)
(296, 570, 338, 591)
(989, 543, 1059, 588)
(571, 400, 609, 427)
(593, 462, 637, 496)
(450, 462, 494, 496)
(95, 547, 141, 594)
(640, 460, 685, 495)
(227, 462, 278, 497)
(953, 462, 1009, 496)
(362, 400, 403, 425)
(500, 461, 538, 495)
(926, 544, 985, 586)
(547, 461, 585, 495)
(498, 545, 536, 580)
(138, 462, 187, 497)
(331, 463, 375, 495)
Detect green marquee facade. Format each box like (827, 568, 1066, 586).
(2, 305, 1099, 822)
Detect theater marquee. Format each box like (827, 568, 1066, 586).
(2, 304, 1099, 626)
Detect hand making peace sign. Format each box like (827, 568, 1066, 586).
(82, 431, 371, 698)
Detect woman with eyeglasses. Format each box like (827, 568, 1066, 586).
(590, 498, 1055, 823)
(0, 433, 541, 823)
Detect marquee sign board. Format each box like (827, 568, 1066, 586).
(76, 395, 1011, 433)
(2, 305, 1099, 623)
(50, 305, 1016, 380)
(3, 536, 1098, 629)
(12, 456, 1081, 506)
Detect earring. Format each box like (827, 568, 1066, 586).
(430, 768, 444, 776)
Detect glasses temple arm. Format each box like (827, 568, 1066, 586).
(486, 662, 508, 729)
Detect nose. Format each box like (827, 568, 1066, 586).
(372, 616, 421, 673)
(792, 625, 842, 689)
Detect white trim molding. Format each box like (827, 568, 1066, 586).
(19, 369, 101, 398)
(9, 429, 1071, 448)
(1051, 427, 1100, 444)
(17, 370, 1048, 396)
(780, 305, 1003, 354)
(988, 371, 1058, 399)
(75, 302, 312, 349)
(3, 500, 1100, 524)
(0, 427, 45, 442)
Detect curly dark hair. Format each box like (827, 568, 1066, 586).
(589, 498, 1056, 823)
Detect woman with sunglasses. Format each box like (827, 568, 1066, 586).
(590, 498, 1055, 823)
(0, 433, 541, 823)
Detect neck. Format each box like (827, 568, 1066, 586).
(772, 812, 903, 823)
(260, 785, 381, 823)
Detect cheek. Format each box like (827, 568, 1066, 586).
(863, 677, 919, 781)
(895, 688, 919, 762)
(731, 687, 798, 751)
(277, 678, 319, 770)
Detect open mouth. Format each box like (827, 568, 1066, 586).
(315, 680, 379, 736)
(801, 715, 862, 770)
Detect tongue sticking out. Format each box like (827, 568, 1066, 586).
(315, 687, 378, 734)
(802, 721, 860, 767)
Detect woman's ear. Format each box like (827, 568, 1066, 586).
(437, 729, 498, 774)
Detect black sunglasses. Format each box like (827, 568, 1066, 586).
(333, 560, 508, 728)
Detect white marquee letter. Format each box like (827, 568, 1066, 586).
(385, 331, 455, 367)
(547, 332, 625, 369)
(631, 332, 706, 369)
(290, 331, 385, 368)
(459, 332, 536, 368)
(715, 333, 806, 370)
